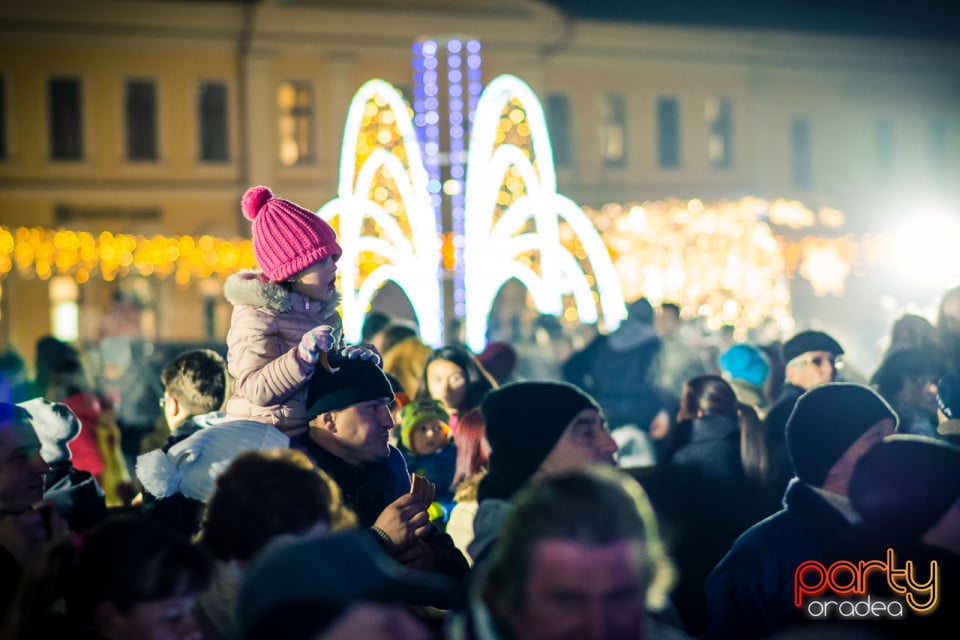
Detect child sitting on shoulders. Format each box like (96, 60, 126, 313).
(224, 186, 379, 438)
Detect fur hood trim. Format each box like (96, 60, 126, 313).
(223, 269, 341, 315)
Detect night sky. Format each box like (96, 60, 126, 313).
(545, 0, 960, 43)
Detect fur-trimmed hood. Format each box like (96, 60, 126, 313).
(223, 269, 341, 316)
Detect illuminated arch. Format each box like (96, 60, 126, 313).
(318, 79, 444, 346)
(463, 74, 627, 351)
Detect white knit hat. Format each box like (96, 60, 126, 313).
(17, 397, 80, 464)
(136, 420, 289, 502)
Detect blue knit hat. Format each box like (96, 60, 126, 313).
(718, 344, 770, 387)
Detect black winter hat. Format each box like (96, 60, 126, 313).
(786, 383, 898, 487)
(304, 357, 394, 417)
(782, 330, 844, 365)
(849, 435, 960, 542)
(478, 380, 600, 501)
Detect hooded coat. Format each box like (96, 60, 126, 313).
(224, 270, 342, 436)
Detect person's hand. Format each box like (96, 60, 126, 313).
(393, 538, 439, 571)
(371, 493, 430, 552)
(339, 344, 382, 366)
(297, 325, 336, 365)
(409, 473, 435, 508)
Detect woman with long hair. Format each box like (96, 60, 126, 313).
(414, 344, 497, 433)
(648, 374, 770, 636)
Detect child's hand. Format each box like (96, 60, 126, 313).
(340, 344, 383, 366)
(297, 325, 335, 364)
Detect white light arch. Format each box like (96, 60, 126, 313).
(463, 74, 627, 351)
(319, 75, 627, 352)
(318, 79, 444, 347)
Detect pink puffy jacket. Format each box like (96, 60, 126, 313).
(223, 270, 343, 436)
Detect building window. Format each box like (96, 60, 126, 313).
(198, 81, 228, 163)
(875, 120, 894, 181)
(0, 77, 6, 160)
(546, 94, 571, 168)
(657, 97, 680, 169)
(125, 79, 158, 161)
(48, 77, 83, 160)
(790, 118, 812, 189)
(50, 276, 79, 343)
(278, 81, 314, 166)
(600, 93, 627, 168)
(706, 96, 733, 169)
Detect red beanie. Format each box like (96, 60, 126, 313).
(241, 186, 341, 282)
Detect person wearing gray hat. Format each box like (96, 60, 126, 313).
(761, 329, 845, 514)
(704, 383, 898, 640)
(291, 356, 468, 592)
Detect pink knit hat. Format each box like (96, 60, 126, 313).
(241, 185, 341, 282)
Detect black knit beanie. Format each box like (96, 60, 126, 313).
(477, 380, 601, 501)
(786, 382, 898, 487)
(305, 357, 394, 417)
(849, 435, 960, 542)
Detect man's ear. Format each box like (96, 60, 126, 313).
(168, 395, 182, 417)
(319, 411, 337, 433)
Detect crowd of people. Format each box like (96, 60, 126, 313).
(1, 185, 960, 640)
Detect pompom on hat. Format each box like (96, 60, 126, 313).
(136, 420, 289, 502)
(242, 186, 341, 282)
(786, 382, 898, 487)
(17, 397, 80, 464)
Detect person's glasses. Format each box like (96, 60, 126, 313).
(796, 355, 842, 369)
